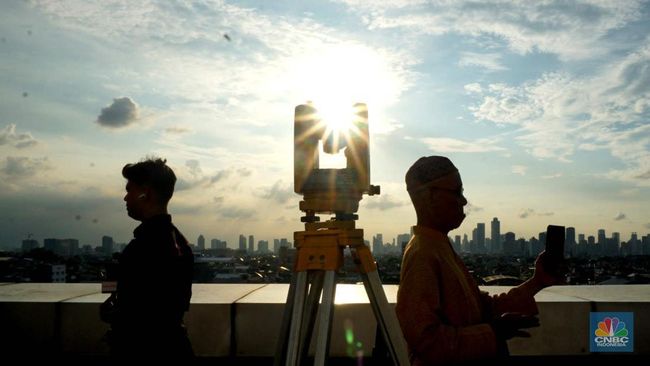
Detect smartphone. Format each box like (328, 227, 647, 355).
(545, 225, 565, 259)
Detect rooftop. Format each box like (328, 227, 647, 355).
(1, 283, 649, 364)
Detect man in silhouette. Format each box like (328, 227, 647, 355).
(102, 157, 194, 360)
(396, 156, 563, 365)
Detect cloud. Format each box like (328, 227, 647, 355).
(340, 0, 644, 61)
(1, 156, 50, 179)
(458, 52, 507, 72)
(364, 194, 407, 211)
(464, 83, 482, 94)
(519, 208, 535, 219)
(542, 173, 563, 179)
(175, 164, 254, 192)
(614, 212, 627, 221)
(220, 206, 256, 220)
(185, 159, 202, 177)
(635, 170, 650, 180)
(96, 97, 139, 128)
(0, 124, 38, 149)
(468, 41, 650, 179)
(519, 208, 554, 218)
(260, 180, 295, 204)
(420, 137, 506, 153)
(464, 202, 483, 215)
(236, 168, 252, 177)
(165, 126, 191, 135)
(210, 170, 231, 184)
(512, 165, 527, 176)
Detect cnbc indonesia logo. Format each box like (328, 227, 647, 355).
(590, 313, 634, 352)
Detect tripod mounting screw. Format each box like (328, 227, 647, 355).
(368, 185, 381, 196)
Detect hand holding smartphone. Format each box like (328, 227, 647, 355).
(544, 225, 566, 278)
(545, 225, 565, 259)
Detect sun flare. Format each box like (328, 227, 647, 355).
(286, 43, 400, 135)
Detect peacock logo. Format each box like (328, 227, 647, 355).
(590, 312, 633, 352)
(594, 317, 628, 337)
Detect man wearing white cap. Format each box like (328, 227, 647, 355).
(396, 156, 562, 365)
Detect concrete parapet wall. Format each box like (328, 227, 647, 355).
(1, 284, 648, 358)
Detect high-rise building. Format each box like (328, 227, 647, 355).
(597, 229, 607, 256)
(258, 240, 269, 253)
(462, 234, 469, 253)
(453, 235, 461, 253)
(503, 232, 516, 255)
(102, 236, 114, 255)
(396, 233, 411, 250)
(372, 234, 383, 255)
(45, 238, 80, 257)
(490, 217, 501, 253)
(22, 238, 39, 252)
(197, 235, 205, 251)
(274, 239, 281, 254)
(211, 239, 227, 249)
(565, 227, 576, 257)
(248, 235, 255, 253)
(239, 235, 246, 251)
(587, 235, 596, 256)
(476, 223, 486, 253)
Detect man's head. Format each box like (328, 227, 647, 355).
(122, 157, 176, 220)
(405, 156, 467, 233)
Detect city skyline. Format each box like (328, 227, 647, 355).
(12, 218, 650, 255)
(1, 1, 649, 250)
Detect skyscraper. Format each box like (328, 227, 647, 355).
(565, 227, 576, 257)
(239, 234, 246, 251)
(102, 235, 114, 255)
(476, 223, 486, 253)
(597, 229, 606, 256)
(248, 235, 255, 253)
(373, 234, 383, 255)
(490, 217, 501, 253)
(197, 235, 205, 251)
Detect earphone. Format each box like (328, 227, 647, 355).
(138, 193, 146, 200)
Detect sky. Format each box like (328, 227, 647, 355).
(1, 0, 649, 249)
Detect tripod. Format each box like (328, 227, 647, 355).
(274, 218, 410, 366)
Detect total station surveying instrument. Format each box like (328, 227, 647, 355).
(274, 102, 410, 366)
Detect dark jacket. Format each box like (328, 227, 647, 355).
(109, 214, 194, 357)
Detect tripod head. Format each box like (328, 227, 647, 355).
(294, 102, 380, 223)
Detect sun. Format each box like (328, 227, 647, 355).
(286, 43, 399, 135)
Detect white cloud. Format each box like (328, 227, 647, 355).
(259, 180, 295, 204)
(464, 83, 483, 94)
(0, 124, 38, 148)
(614, 212, 627, 221)
(420, 137, 506, 153)
(338, 0, 644, 60)
(364, 194, 407, 211)
(458, 52, 507, 72)
(467, 40, 650, 182)
(512, 165, 527, 176)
